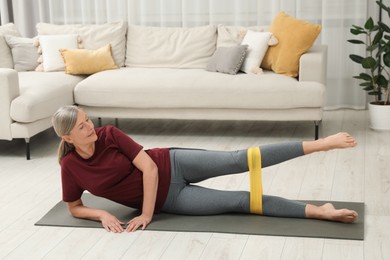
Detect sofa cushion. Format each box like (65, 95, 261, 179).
(261, 12, 321, 77)
(39, 34, 79, 72)
(4, 35, 39, 72)
(74, 68, 325, 110)
(240, 31, 272, 74)
(206, 45, 248, 75)
(60, 44, 118, 75)
(0, 23, 21, 69)
(36, 21, 127, 67)
(10, 72, 85, 122)
(125, 25, 217, 68)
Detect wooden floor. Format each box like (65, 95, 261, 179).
(0, 109, 389, 260)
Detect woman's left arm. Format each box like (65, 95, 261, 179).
(126, 150, 158, 232)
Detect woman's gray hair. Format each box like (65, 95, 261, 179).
(52, 105, 79, 164)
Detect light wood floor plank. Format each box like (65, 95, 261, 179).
(0, 228, 38, 259)
(298, 110, 346, 201)
(330, 110, 366, 202)
(160, 233, 211, 260)
(199, 236, 247, 260)
(364, 215, 390, 260)
(280, 237, 324, 260)
(120, 231, 176, 259)
(364, 129, 390, 215)
(322, 240, 364, 260)
(3, 227, 73, 260)
(82, 231, 142, 260)
(41, 229, 105, 260)
(240, 235, 285, 260)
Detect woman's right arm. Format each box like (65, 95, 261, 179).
(67, 199, 124, 233)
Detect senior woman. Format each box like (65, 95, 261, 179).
(52, 105, 358, 233)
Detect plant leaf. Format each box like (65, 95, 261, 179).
(379, 21, 390, 32)
(350, 28, 365, 35)
(363, 86, 374, 91)
(360, 73, 373, 81)
(349, 54, 364, 64)
(352, 24, 364, 30)
(367, 43, 379, 52)
(377, 74, 388, 86)
(348, 39, 365, 44)
(362, 57, 377, 69)
(360, 82, 373, 87)
(383, 52, 390, 67)
(373, 30, 383, 45)
(354, 73, 372, 81)
(364, 17, 374, 30)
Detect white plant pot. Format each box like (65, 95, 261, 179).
(368, 102, 390, 130)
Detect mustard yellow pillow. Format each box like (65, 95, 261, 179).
(261, 12, 321, 77)
(60, 44, 118, 75)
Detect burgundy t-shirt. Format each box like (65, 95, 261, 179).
(60, 126, 171, 213)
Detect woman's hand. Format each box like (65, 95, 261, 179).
(126, 214, 152, 232)
(99, 211, 125, 233)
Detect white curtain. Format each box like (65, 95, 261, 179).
(0, 0, 374, 109)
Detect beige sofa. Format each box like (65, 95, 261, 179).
(0, 22, 327, 159)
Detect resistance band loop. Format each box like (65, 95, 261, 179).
(248, 147, 262, 215)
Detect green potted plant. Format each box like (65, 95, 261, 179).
(348, 0, 390, 130)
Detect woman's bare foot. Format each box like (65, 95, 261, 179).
(320, 132, 357, 151)
(305, 203, 358, 223)
(303, 132, 357, 154)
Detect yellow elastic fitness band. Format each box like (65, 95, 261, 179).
(248, 147, 262, 215)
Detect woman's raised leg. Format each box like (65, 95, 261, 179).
(163, 132, 359, 223)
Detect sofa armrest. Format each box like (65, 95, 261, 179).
(0, 68, 20, 140)
(299, 45, 328, 85)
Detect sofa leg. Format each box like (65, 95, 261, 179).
(115, 118, 119, 128)
(98, 117, 102, 127)
(314, 121, 321, 140)
(25, 138, 31, 160)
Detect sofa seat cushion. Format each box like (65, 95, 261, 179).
(74, 68, 325, 110)
(10, 72, 85, 122)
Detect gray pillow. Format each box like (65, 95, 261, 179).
(0, 23, 21, 68)
(5, 35, 39, 71)
(206, 44, 248, 75)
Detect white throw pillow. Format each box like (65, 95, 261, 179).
(240, 31, 272, 74)
(36, 21, 127, 67)
(39, 34, 78, 72)
(0, 23, 21, 68)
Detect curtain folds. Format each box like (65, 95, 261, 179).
(0, 0, 371, 109)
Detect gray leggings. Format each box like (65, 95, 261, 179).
(161, 142, 307, 218)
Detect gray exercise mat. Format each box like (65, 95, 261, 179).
(35, 193, 364, 240)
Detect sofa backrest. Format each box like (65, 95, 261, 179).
(125, 25, 217, 69)
(36, 21, 127, 67)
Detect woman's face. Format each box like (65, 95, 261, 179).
(64, 110, 97, 146)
